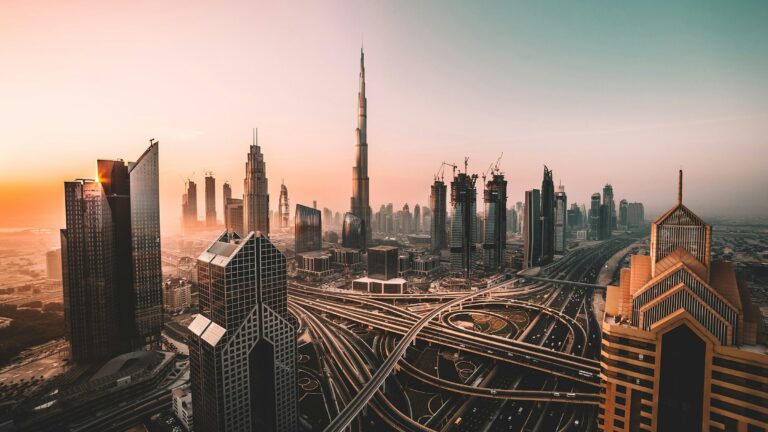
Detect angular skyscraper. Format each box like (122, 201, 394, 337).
(430, 179, 448, 252)
(182, 179, 198, 231)
(188, 231, 297, 432)
(539, 166, 555, 265)
(450, 172, 478, 278)
(205, 173, 216, 227)
(554, 184, 567, 254)
(243, 129, 270, 235)
(295, 204, 322, 253)
(483, 173, 507, 272)
(600, 171, 766, 432)
(278, 181, 289, 229)
(61, 140, 162, 362)
(523, 189, 541, 268)
(350, 48, 372, 245)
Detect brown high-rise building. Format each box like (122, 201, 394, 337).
(350, 48, 372, 244)
(243, 129, 270, 235)
(204, 173, 216, 226)
(600, 171, 766, 432)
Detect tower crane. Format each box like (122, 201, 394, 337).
(435, 162, 458, 181)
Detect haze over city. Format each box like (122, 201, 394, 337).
(1, 0, 768, 232)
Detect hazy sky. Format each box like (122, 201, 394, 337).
(1, 0, 767, 232)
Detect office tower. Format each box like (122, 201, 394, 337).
(430, 179, 448, 252)
(204, 173, 216, 227)
(46, 248, 62, 281)
(619, 198, 628, 228)
(414, 204, 421, 233)
(401, 203, 412, 234)
(61, 141, 162, 362)
(225, 198, 244, 236)
(506, 207, 517, 234)
(243, 129, 270, 235)
(515, 201, 524, 233)
(627, 202, 645, 228)
(368, 245, 399, 281)
(182, 179, 198, 230)
(483, 173, 507, 272)
(295, 204, 322, 253)
(223, 181, 232, 215)
(450, 172, 478, 278)
(554, 184, 567, 254)
(342, 212, 366, 250)
(567, 203, 583, 231)
(539, 166, 555, 265)
(350, 48, 372, 244)
(322, 208, 333, 228)
(523, 189, 541, 268)
(589, 193, 601, 240)
(278, 181, 289, 230)
(600, 171, 766, 432)
(603, 183, 616, 234)
(599, 204, 611, 240)
(188, 231, 297, 432)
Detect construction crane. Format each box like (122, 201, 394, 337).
(435, 161, 458, 181)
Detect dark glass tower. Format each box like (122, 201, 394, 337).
(523, 189, 541, 268)
(61, 141, 162, 362)
(483, 173, 507, 272)
(188, 231, 297, 432)
(244, 129, 270, 235)
(603, 183, 616, 234)
(295, 204, 322, 253)
(539, 166, 555, 265)
(350, 49, 372, 244)
(430, 179, 447, 252)
(450, 172, 478, 278)
(554, 184, 567, 254)
(342, 212, 366, 250)
(182, 179, 197, 231)
(205, 174, 216, 226)
(589, 192, 601, 240)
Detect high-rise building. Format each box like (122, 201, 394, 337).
(243, 129, 270, 235)
(295, 204, 322, 253)
(554, 184, 567, 254)
(567, 203, 583, 231)
(619, 198, 628, 228)
(182, 179, 198, 231)
(589, 193, 601, 240)
(599, 203, 611, 240)
(603, 183, 616, 234)
(222, 181, 232, 217)
(342, 212, 366, 250)
(205, 173, 216, 227)
(350, 48, 372, 244)
(224, 198, 244, 236)
(413, 204, 421, 233)
(61, 141, 162, 362)
(506, 207, 518, 234)
(483, 173, 507, 272)
(279, 181, 289, 230)
(540, 166, 555, 265)
(400, 203, 412, 234)
(368, 245, 399, 281)
(430, 179, 448, 252)
(627, 202, 645, 228)
(600, 171, 766, 432)
(523, 189, 541, 268)
(188, 231, 297, 432)
(450, 172, 478, 278)
(46, 248, 62, 281)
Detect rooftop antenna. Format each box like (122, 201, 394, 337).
(678, 169, 683, 205)
(252, 128, 257, 146)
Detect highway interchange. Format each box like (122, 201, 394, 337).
(290, 235, 642, 431)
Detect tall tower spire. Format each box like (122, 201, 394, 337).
(244, 128, 269, 235)
(350, 47, 372, 246)
(678, 169, 683, 205)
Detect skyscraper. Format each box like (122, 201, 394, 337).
(400, 203, 412, 234)
(350, 48, 372, 244)
(627, 202, 645, 228)
(554, 184, 567, 254)
(483, 173, 507, 272)
(243, 129, 270, 235)
(450, 172, 478, 278)
(225, 198, 244, 236)
(295, 204, 322, 253)
(603, 183, 616, 234)
(600, 171, 766, 432)
(188, 231, 297, 432)
(279, 181, 289, 229)
(61, 140, 162, 362)
(182, 179, 198, 231)
(205, 173, 216, 227)
(523, 189, 541, 268)
(413, 204, 421, 233)
(539, 166, 555, 265)
(430, 179, 447, 252)
(589, 192, 601, 240)
(222, 181, 232, 222)
(342, 212, 366, 250)
(618, 198, 628, 228)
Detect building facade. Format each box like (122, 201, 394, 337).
(600, 172, 766, 432)
(430, 179, 448, 252)
(295, 204, 322, 253)
(342, 212, 366, 250)
(554, 184, 567, 254)
(368, 245, 399, 281)
(523, 189, 541, 268)
(589, 192, 601, 240)
(540, 166, 555, 265)
(483, 173, 507, 272)
(205, 174, 216, 227)
(350, 49, 373, 244)
(182, 179, 198, 231)
(627, 202, 645, 228)
(449, 172, 478, 278)
(225, 198, 244, 236)
(279, 181, 289, 229)
(188, 231, 297, 432)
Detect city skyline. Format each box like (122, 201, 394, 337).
(2, 1, 768, 232)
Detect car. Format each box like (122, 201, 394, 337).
(566, 393, 576, 398)
(553, 392, 561, 397)
(490, 389, 498, 395)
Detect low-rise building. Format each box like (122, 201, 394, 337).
(163, 278, 192, 313)
(172, 387, 193, 431)
(352, 277, 407, 294)
(296, 251, 334, 279)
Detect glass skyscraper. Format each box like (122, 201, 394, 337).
(295, 204, 322, 253)
(450, 172, 478, 278)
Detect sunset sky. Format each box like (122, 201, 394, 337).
(1, 0, 767, 233)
